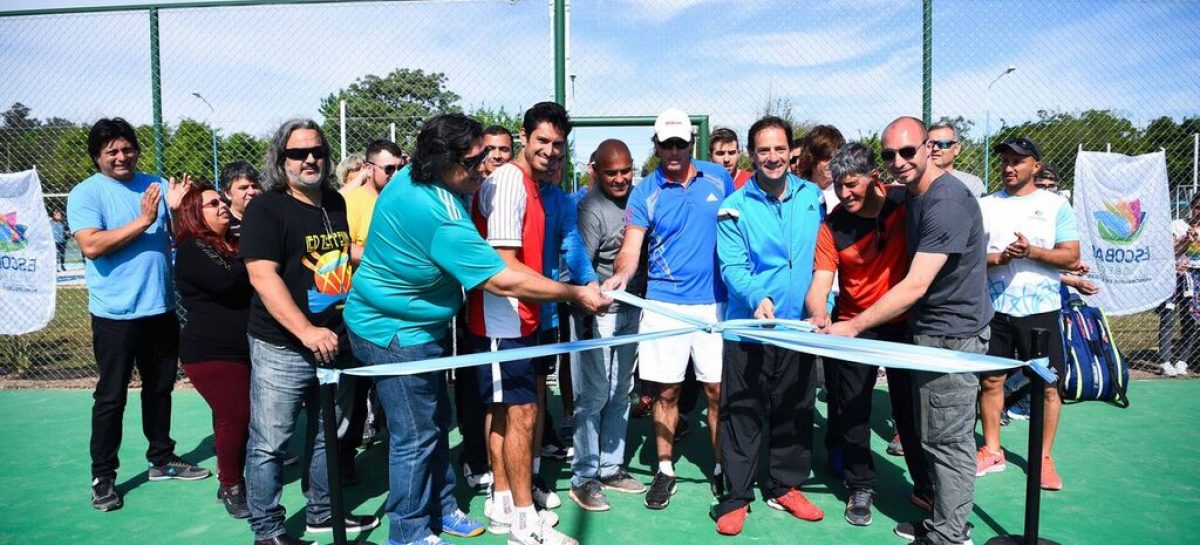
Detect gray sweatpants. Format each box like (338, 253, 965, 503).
(911, 328, 989, 545)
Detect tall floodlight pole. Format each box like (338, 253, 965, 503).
(191, 92, 219, 187)
(984, 66, 1016, 190)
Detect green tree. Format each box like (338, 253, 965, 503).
(221, 132, 268, 169)
(319, 69, 462, 160)
(163, 118, 218, 182)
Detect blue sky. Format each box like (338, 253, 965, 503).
(1, 0, 1198, 171)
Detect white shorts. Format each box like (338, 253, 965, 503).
(636, 301, 724, 384)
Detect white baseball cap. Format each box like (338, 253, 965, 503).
(654, 108, 692, 142)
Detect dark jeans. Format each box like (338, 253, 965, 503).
(828, 323, 931, 495)
(716, 340, 816, 517)
(55, 241, 67, 269)
(350, 332, 459, 544)
(89, 312, 179, 480)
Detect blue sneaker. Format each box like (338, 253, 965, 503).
(391, 536, 452, 545)
(441, 509, 486, 538)
(1006, 405, 1030, 421)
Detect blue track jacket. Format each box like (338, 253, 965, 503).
(717, 173, 827, 321)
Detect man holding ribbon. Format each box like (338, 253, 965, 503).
(713, 116, 828, 535)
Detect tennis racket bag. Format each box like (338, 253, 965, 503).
(1058, 286, 1130, 408)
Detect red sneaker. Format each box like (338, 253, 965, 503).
(716, 505, 749, 536)
(975, 447, 1006, 477)
(766, 489, 824, 521)
(1040, 456, 1063, 491)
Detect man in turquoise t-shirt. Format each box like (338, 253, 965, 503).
(345, 114, 608, 545)
(67, 117, 209, 513)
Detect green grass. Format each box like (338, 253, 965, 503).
(0, 286, 94, 378)
(0, 380, 1196, 545)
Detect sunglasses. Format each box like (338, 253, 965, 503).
(282, 147, 327, 161)
(201, 198, 223, 209)
(657, 138, 691, 150)
(458, 150, 489, 170)
(881, 141, 927, 163)
(368, 161, 399, 176)
(931, 139, 957, 150)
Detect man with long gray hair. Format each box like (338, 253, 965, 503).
(239, 119, 378, 545)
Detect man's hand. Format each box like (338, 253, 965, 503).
(753, 297, 776, 320)
(166, 174, 193, 211)
(139, 183, 162, 226)
(807, 313, 831, 330)
(572, 284, 613, 315)
(299, 325, 339, 365)
(824, 320, 860, 338)
(600, 274, 628, 293)
(1004, 232, 1031, 260)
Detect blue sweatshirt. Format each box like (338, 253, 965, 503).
(540, 182, 598, 330)
(717, 173, 826, 320)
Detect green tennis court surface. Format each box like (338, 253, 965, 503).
(1, 380, 1195, 545)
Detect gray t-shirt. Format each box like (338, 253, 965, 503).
(577, 188, 646, 303)
(905, 173, 994, 336)
(947, 169, 987, 197)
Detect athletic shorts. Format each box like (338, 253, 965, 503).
(470, 334, 538, 405)
(636, 301, 724, 384)
(982, 311, 1066, 378)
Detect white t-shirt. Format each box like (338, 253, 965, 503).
(1173, 218, 1200, 269)
(980, 189, 1078, 317)
(948, 169, 987, 197)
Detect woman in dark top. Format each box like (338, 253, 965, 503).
(173, 183, 253, 519)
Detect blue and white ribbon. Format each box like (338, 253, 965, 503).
(318, 291, 1055, 385)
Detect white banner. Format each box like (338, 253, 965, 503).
(1074, 151, 1174, 315)
(0, 169, 55, 334)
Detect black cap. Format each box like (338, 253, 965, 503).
(993, 137, 1042, 160)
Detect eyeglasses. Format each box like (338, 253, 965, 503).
(367, 161, 400, 176)
(458, 150, 489, 170)
(657, 138, 691, 150)
(931, 140, 957, 150)
(201, 198, 223, 209)
(282, 146, 327, 161)
(881, 141, 927, 163)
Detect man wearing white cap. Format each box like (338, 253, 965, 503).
(602, 108, 735, 510)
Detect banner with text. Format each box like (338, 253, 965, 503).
(1074, 151, 1174, 315)
(0, 169, 55, 334)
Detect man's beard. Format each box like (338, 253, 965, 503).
(289, 170, 323, 189)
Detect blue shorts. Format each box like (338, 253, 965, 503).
(470, 334, 538, 406)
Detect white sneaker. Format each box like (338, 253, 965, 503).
(1160, 362, 1179, 377)
(485, 493, 513, 535)
(533, 476, 562, 509)
(507, 510, 577, 545)
(462, 463, 492, 490)
(487, 496, 557, 536)
(1174, 361, 1189, 376)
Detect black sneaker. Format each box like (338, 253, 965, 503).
(148, 455, 211, 481)
(643, 471, 677, 510)
(305, 513, 380, 534)
(844, 488, 874, 526)
(709, 471, 726, 498)
(218, 483, 251, 519)
(91, 477, 123, 512)
(895, 521, 974, 544)
(253, 534, 316, 545)
(569, 480, 610, 512)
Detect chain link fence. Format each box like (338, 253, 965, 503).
(1, 0, 1196, 385)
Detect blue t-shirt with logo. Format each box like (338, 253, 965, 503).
(626, 160, 734, 305)
(66, 172, 174, 319)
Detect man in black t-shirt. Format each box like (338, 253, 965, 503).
(827, 117, 991, 545)
(239, 119, 377, 545)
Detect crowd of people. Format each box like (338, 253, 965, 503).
(64, 103, 1200, 545)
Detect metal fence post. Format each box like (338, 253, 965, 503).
(150, 7, 164, 176)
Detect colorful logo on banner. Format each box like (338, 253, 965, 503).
(1094, 199, 1146, 245)
(0, 212, 29, 253)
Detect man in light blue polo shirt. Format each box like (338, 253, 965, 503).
(345, 114, 609, 545)
(602, 108, 735, 511)
(67, 117, 208, 513)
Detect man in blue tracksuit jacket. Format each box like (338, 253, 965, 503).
(712, 116, 828, 535)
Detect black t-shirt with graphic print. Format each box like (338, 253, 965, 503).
(239, 188, 352, 352)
